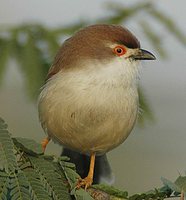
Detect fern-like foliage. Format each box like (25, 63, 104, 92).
(0, 118, 65, 200)
(23, 168, 51, 200)
(0, 117, 185, 200)
(0, 171, 8, 199)
(0, 118, 17, 173)
(0, 117, 93, 200)
(8, 170, 30, 200)
(28, 156, 71, 200)
(58, 158, 94, 200)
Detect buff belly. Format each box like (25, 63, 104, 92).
(39, 83, 138, 154)
(38, 60, 139, 155)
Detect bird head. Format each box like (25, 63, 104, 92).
(47, 24, 155, 80)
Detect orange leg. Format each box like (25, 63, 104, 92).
(76, 152, 96, 190)
(41, 137, 51, 152)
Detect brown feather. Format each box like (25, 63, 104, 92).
(46, 24, 140, 80)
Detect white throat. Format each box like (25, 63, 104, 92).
(53, 57, 139, 89)
(84, 57, 140, 88)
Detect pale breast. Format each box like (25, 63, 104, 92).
(38, 59, 139, 155)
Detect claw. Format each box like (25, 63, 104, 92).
(76, 176, 93, 190)
(75, 153, 96, 190)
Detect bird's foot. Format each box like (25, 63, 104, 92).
(75, 153, 95, 190)
(41, 137, 50, 152)
(76, 176, 93, 190)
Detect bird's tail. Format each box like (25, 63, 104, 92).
(61, 148, 114, 184)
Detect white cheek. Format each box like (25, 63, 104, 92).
(111, 56, 140, 84)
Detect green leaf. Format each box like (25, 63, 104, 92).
(161, 177, 181, 193)
(92, 184, 128, 199)
(75, 189, 94, 200)
(29, 156, 72, 200)
(58, 159, 80, 190)
(23, 168, 52, 200)
(0, 117, 18, 173)
(158, 185, 173, 197)
(59, 159, 93, 200)
(0, 172, 9, 200)
(58, 157, 76, 170)
(175, 176, 186, 192)
(13, 137, 43, 156)
(8, 170, 31, 200)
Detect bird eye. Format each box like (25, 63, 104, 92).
(114, 46, 126, 56)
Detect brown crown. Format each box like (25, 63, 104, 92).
(46, 24, 140, 80)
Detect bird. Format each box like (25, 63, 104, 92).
(38, 24, 156, 189)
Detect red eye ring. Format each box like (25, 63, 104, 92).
(113, 46, 126, 56)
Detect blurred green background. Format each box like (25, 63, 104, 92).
(0, 0, 186, 194)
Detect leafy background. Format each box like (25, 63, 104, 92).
(0, 0, 186, 196)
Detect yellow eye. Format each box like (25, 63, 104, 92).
(113, 46, 126, 56)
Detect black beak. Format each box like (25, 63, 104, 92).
(133, 49, 156, 60)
